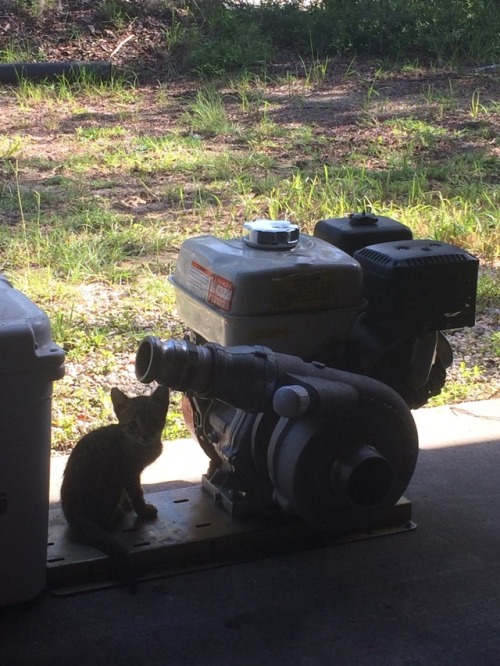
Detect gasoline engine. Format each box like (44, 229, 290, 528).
(135, 215, 478, 533)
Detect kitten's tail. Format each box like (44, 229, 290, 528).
(65, 512, 137, 593)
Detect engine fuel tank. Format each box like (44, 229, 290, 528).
(170, 221, 363, 358)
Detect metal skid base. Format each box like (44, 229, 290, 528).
(47, 485, 415, 596)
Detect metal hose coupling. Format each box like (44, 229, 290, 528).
(135, 336, 279, 412)
(135, 336, 214, 393)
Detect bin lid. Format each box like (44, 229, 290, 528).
(0, 275, 65, 378)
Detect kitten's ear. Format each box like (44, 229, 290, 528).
(152, 385, 170, 407)
(111, 387, 129, 417)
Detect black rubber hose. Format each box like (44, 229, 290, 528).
(0, 61, 112, 84)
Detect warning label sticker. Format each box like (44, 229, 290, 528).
(188, 261, 234, 312)
(208, 274, 234, 311)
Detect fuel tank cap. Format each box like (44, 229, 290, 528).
(243, 219, 300, 249)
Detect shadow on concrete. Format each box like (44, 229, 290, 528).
(2, 430, 499, 666)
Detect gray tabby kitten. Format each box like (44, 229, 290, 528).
(61, 385, 170, 591)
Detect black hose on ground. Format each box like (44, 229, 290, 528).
(0, 61, 112, 84)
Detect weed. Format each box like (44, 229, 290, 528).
(13, 70, 136, 110)
(231, 72, 267, 114)
(0, 135, 25, 159)
(14, 78, 47, 107)
(470, 89, 487, 119)
(155, 83, 171, 107)
(75, 126, 127, 141)
(492, 332, 500, 357)
(184, 87, 234, 136)
(0, 38, 38, 63)
(477, 270, 500, 308)
(299, 51, 331, 87)
(98, 0, 134, 28)
(429, 362, 483, 406)
(421, 80, 457, 119)
(385, 117, 449, 152)
(164, 16, 185, 54)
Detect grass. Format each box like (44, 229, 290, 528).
(13, 71, 137, 109)
(1, 3, 499, 450)
(184, 87, 235, 136)
(429, 361, 483, 406)
(0, 37, 39, 62)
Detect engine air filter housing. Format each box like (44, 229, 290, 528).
(353, 240, 479, 333)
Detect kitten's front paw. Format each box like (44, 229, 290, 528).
(136, 503, 158, 520)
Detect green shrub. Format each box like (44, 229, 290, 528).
(170, 0, 500, 74)
(182, 4, 274, 76)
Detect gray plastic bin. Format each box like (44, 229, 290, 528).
(0, 275, 64, 605)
